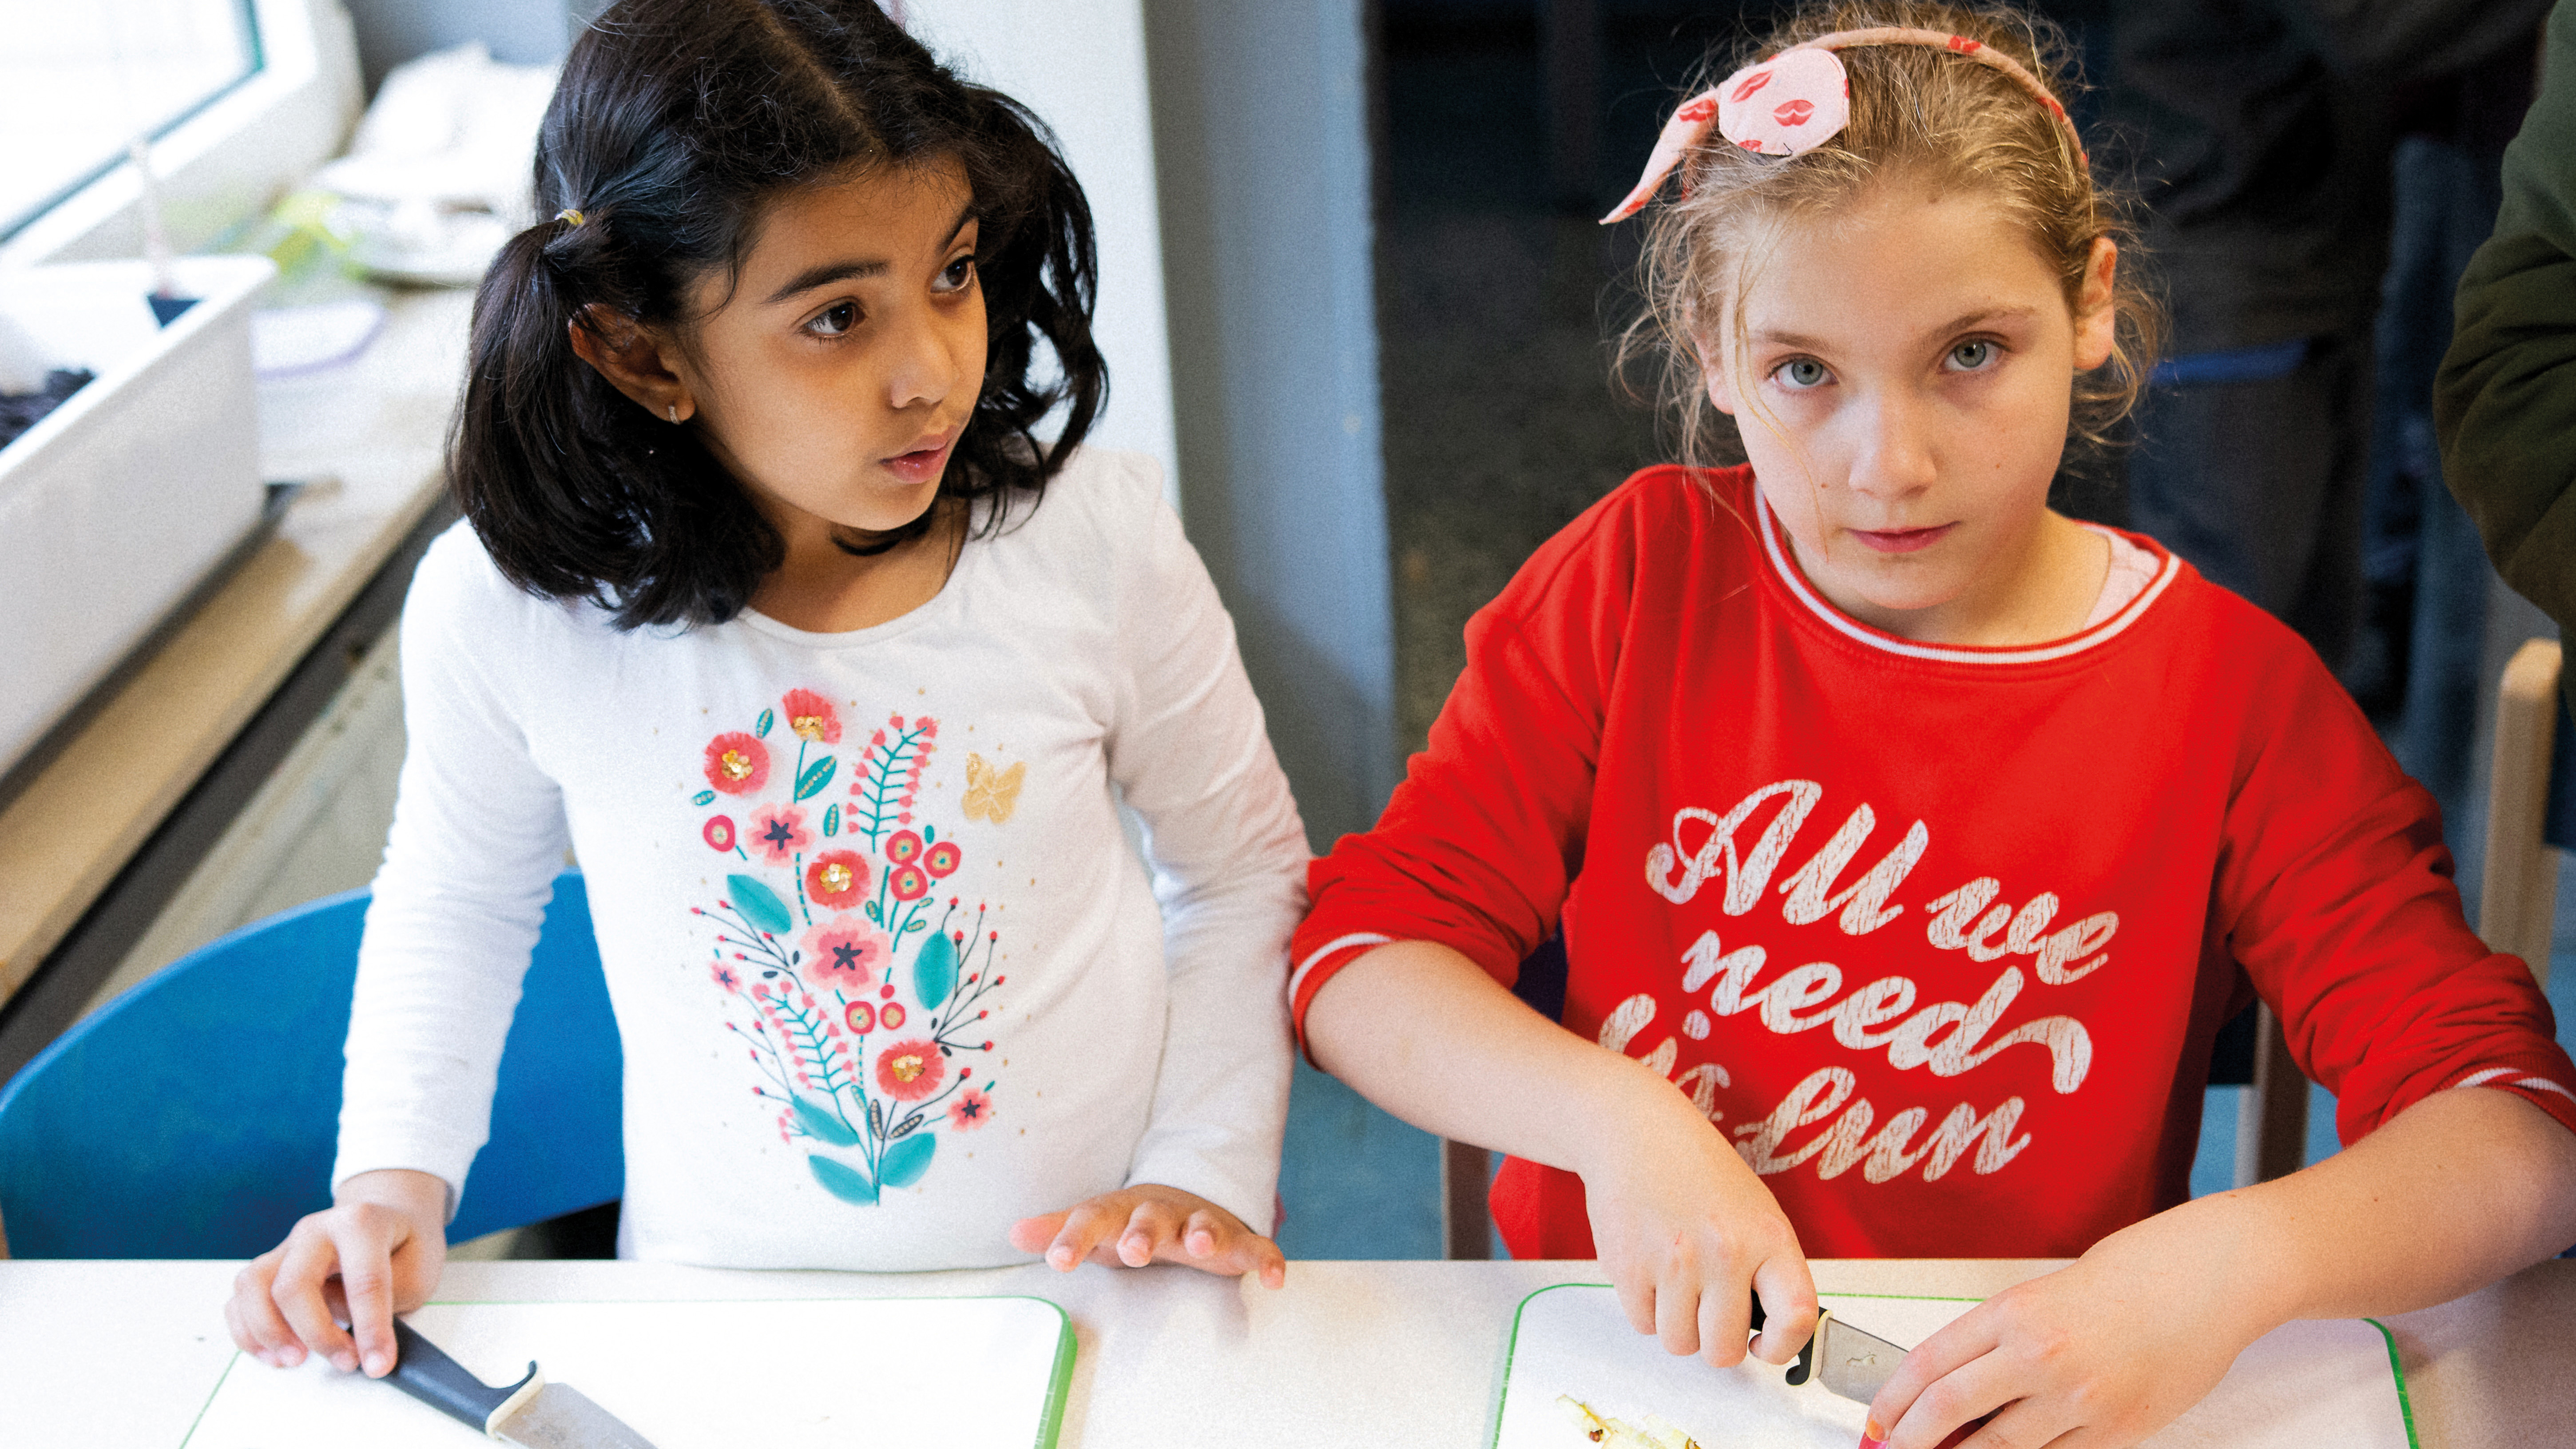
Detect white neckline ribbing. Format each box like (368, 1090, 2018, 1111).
(1753, 489, 2179, 665)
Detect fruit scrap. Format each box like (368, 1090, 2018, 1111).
(1554, 1395, 1704, 1449)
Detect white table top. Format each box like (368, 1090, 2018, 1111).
(3, 1255, 2567, 1446)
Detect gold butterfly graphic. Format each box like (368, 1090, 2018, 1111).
(963, 753, 1026, 825)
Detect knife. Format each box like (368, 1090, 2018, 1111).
(1750, 1293, 1992, 1445)
(387, 1318, 661, 1448)
(1747, 1290, 1907, 1402)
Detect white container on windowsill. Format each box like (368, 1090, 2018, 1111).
(0, 254, 276, 781)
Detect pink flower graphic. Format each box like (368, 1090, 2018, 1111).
(749, 803, 811, 864)
(703, 732, 770, 795)
(845, 1000, 877, 1033)
(782, 688, 842, 744)
(875, 1038, 945, 1102)
(879, 1001, 907, 1031)
(889, 863, 929, 902)
(949, 1087, 994, 1130)
(924, 840, 962, 878)
(703, 815, 736, 851)
(710, 962, 741, 993)
(886, 829, 924, 865)
(806, 849, 869, 909)
(806, 920, 891, 991)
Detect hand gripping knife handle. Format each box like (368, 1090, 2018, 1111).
(1745, 1288, 1826, 1386)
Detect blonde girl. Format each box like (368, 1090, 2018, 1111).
(1293, 5, 2576, 1447)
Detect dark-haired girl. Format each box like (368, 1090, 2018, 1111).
(225, 0, 1305, 1379)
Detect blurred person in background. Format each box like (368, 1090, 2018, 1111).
(2440, 0, 2576, 713)
(2108, 0, 2546, 760)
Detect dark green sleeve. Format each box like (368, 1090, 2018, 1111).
(2436, 0, 2576, 637)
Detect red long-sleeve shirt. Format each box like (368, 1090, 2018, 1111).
(1294, 464, 2576, 1260)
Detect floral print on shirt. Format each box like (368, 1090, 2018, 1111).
(689, 692, 1011, 1206)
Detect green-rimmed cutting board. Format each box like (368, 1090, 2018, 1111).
(1493, 1284, 2415, 1448)
(180, 1296, 1074, 1449)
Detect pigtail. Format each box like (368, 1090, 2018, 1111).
(449, 209, 777, 628)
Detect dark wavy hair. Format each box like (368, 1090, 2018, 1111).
(451, 0, 1104, 629)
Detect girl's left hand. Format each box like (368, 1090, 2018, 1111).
(1009, 1183, 1288, 1288)
(1860, 1214, 2270, 1449)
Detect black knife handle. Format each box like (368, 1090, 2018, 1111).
(389, 1317, 537, 1433)
(1747, 1289, 1823, 1386)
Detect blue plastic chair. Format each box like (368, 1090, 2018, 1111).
(0, 872, 621, 1258)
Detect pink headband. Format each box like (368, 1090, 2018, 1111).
(1600, 27, 2087, 225)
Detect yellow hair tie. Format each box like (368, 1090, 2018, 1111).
(555, 208, 586, 228)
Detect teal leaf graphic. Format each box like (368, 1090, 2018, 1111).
(726, 874, 792, 935)
(793, 755, 838, 802)
(924, 824, 936, 843)
(878, 1132, 936, 1188)
(808, 1154, 878, 1205)
(755, 708, 774, 738)
(913, 930, 957, 1011)
(792, 1095, 860, 1147)
(822, 803, 840, 838)
(692, 790, 716, 807)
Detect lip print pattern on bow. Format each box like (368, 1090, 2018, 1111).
(1598, 27, 2090, 224)
(1719, 46, 1850, 159)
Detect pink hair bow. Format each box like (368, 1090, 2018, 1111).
(1600, 27, 2087, 224)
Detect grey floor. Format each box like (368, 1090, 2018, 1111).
(1275, 8, 2571, 1260)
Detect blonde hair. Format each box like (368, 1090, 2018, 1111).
(1616, 0, 2162, 472)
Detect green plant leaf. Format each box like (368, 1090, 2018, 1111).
(878, 1132, 936, 1188)
(808, 1154, 878, 1205)
(755, 708, 774, 738)
(912, 929, 957, 1010)
(822, 803, 840, 837)
(726, 874, 792, 935)
(794, 755, 838, 802)
(792, 1095, 860, 1147)
(692, 790, 716, 807)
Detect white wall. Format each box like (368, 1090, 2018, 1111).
(1144, 0, 1397, 848)
(901, 0, 1181, 505)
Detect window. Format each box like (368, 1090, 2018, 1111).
(0, 0, 262, 243)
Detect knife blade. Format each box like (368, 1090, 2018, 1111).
(1809, 1310, 1908, 1403)
(1746, 1291, 1904, 1401)
(1750, 1294, 1992, 1445)
(387, 1317, 661, 1448)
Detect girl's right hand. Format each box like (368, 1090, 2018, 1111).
(1576, 1067, 1818, 1371)
(224, 1168, 449, 1378)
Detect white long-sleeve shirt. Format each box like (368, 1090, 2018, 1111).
(334, 449, 1308, 1269)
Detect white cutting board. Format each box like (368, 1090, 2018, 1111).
(1493, 1285, 2415, 1448)
(180, 1297, 1074, 1449)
